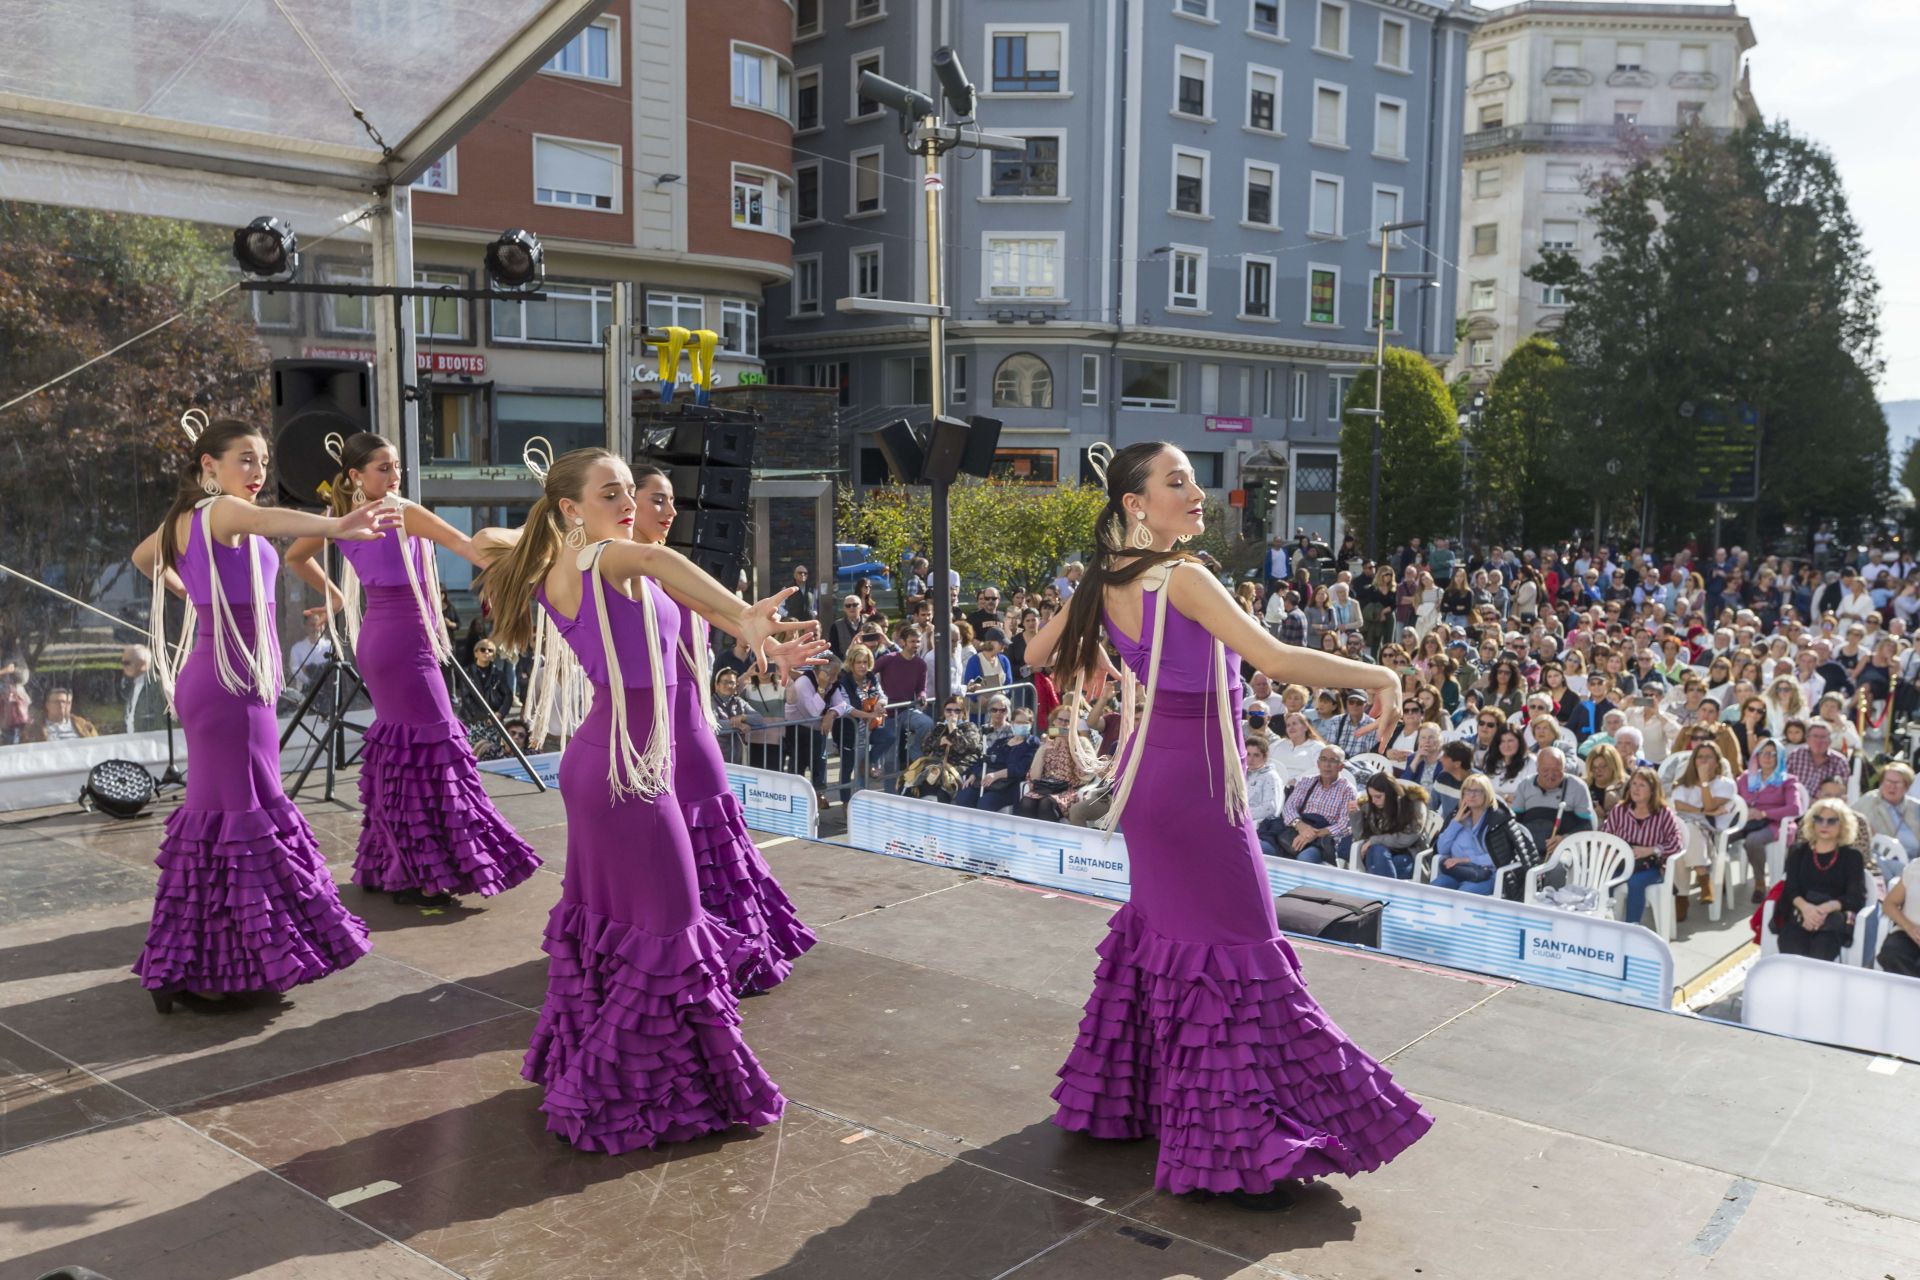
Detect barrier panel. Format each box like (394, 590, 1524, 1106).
(1742, 955, 1920, 1062)
(847, 791, 1675, 1010)
(479, 753, 817, 840)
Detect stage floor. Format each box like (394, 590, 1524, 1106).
(2, 771, 1916, 1280)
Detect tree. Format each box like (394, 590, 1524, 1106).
(0, 202, 267, 666)
(843, 478, 1109, 594)
(1472, 337, 1580, 543)
(1338, 347, 1461, 550)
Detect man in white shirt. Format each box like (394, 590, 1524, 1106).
(286, 612, 332, 693)
(120, 644, 167, 734)
(1244, 672, 1286, 718)
(1261, 536, 1290, 595)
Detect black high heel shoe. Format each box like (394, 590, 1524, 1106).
(392, 887, 456, 908)
(149, 986, 228, 1014)
(1189, 1184, 1298, 1213)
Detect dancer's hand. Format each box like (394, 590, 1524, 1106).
(1367, 674, 1401, 752)
(331, 502, 401, 542)
(736, 588, 816, 671)
(1082, 646, 1123, 705)
(764, 632, 832, 677)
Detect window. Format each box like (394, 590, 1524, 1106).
(1169, 246, 1205, 309)
(853, 0, 883, 20)
(992, 353, 1054, 408)
(1325, 374, 1355, 419)
(1175, 49, 1211, 117)
(796, 0, 822, 39)
(1614, 100, 1641, 125)
(1315, 0, 1347, 54)
(1370, 185, 1403, 244)
(1081, 353, 1100, 406)
(1120, 359, 1180, 410)
(1188, 451, 1223, 488)
(1470, 279, 1496, 310)
(852, 246, 882, 298)
(1474, 167, 1500, 198)
(951, 354, 970, 404)
(732, 43, 793, 118)
(646, 292, 704, 333)
(1199, 361, 1220, 415)
(1546, 162, 1581, 192)
(732, 166, 793, 235)
(1482, 45, 1508, 77)
(1378, 16, 1407, 70)
(1679, 44, 1708, 74)
(1477, 103, 1505, 130)
(1550, 97, 1579, 124)
(413, 268, 466, 341)
(1472, 223, 1498, 255)
(321, 262, 373, 335)
(795, 67, 822, 131)
(1307, 266, 1338, 325)
(493, 281, 614, 345)
(792, 256, 822, 315)
(413, 151, 456, 194)
(1244, 162, 1278, 226)
(804, 361, 851, 405)
(1242, 256, 1275, 318)
(1251, 0, 1281, 37)
(1247, 66, 1280, 131)
(1552, 40, 1581, 69)
(1291, 370, 1308, 420)
(1542, 219, 1577, 250)
(1259, 367, 1272, 416)
(990, 134, 1061, 197)
(1678, 101, 1705, 127)
(1173, 148, 1209, 215)
(249, 285, 294, 330)
(850, 148, 883, 214)
(1369, 272, 1397, 330)
(990, 449, 1061, 484)
(1470, 338, 1494, 366)
(1373, 96, 1405, 157)
(1615, 42, 1643, 72)
(533, 136, 620, 211)
(1177, 0, 1213, 17)
(989, 28, 1065, 93)
(545, 17, 617, 81)
(853, 51, 883, 117)
(1540, 283, 1568, 308)
(1313, 82, 1346, 144)
(719, 300, 759, 357)
(1309, 173, 1342, 236)
(984, 234, 1063, 298)
(795, 162, 822, 223)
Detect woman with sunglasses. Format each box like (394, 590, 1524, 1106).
(1772, 799, 1869, 962)
(1730, 696, 1770, 765)
(462, 633, 517, 723)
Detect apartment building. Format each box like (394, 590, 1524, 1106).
(1452, 1, 1758, 381)
(764, 0, 1477, 544)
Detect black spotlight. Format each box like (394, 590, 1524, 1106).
(485, 229, 545, 290)
(232, 216, 298, 280)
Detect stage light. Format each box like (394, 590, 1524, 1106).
(232, 216, 298, 280)
(485, 229, 545, 290)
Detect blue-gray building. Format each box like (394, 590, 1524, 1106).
(767, 0, 1479, 545)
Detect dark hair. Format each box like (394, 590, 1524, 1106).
(327, 431, 396, 516)
(1054, 443, 1191, 688)
(1487, 727, 1529, 781)
(158, 419, 267, 569)
(1363, 771, 1421, 834)
(1441, 740, 1476, 769)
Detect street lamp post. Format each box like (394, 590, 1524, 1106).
(1357, 218, 1432, 561)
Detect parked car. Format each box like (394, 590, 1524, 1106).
(835, 543, 892, 585)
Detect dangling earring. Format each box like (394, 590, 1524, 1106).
(200, 470, 221, 498)
(564, 516, 586, 550)
(1129, 511, 1155, 551)
(351, 479, 366, 506)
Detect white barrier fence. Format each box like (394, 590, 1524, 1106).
(0, 720, 349, 812)
(1743, 955, 1920, 1061)
(478, 753, 817, 840)
(845, 792, 1675, 1010)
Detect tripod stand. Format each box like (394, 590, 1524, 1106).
(151, 706, 186, 795)
(279, 645, 366, 803)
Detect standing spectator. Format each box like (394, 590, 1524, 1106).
(828, 644, 887, 788)
(827, 595, 866, 658)
(459, 636, 516, 722)
(853, 576, 881, 618)
(711, 667, 755, 765)
(120, 644, 168, 735)
(286, 609, 333, 694)
(1603, 767, 1685, 930)
(963, 630, 1014, 705)
(1261, 535, 1290, 599)
(872, 624, 933, 770)
(783, 565, 817, 623)
(966, 586, 1003, 636)
(1276, 591, 1308, 648)
(22, 687, 96, 742)
(1772, 798, 1869, 961)
(785, 650, 841, 789)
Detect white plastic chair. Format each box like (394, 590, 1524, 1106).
(1658, 751, 1690, 790)
(1704, 794, 1748, 922)
(1761, 868, 1883, 968)
(1524, 831, 1633, 918)
(1870, 833, 1910, 885)
(1350, 807, 1441, 878)
(1849, 752, 1865, 803)
(1346, 752, 1394, 780)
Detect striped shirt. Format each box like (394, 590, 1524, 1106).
(1281, 772, 1357, 838)
(1784, 745, 1848, 797)
(1601, 803, 1684, 865)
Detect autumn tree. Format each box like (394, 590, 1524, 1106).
(843, 478, 1109, 594)
(1338, 347, 1462, 550)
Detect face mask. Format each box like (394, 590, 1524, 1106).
(1010, 722, 1031, 737)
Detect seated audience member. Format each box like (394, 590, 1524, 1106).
(22, 687, 96, 742)
(1736, 738, 1805, 902)
(903, 696, 986, 803)
(1853, 760, 1920, 874)
(1604, 767, 1685, 930)
(958, 707, 1040, 812)
(1260, 744, 1355, 861)
(1433, 774, 1501, 895)
(1018, 703, 1093, 822)
(1877, 850, 1920, 977)
(1352, 772, 1431, 880)
(1512, 747, 1594, 859)
(1430, 740, 1477, 820)
(1772, 798, 1869, 962)
(1670, 742, 1738, 918)
(1244, 736, 1283, 832)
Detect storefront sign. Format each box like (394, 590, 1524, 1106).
(1204, 416, 1253, 433)
(302, 345, 486, 376)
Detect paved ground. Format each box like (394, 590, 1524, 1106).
(3, 771, 1915, 1280)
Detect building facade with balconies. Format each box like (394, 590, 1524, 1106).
(1451, 1, 1757, 381)
(765, 0, 1477, 547)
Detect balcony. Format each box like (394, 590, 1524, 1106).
(1462, 121, 1729, 155)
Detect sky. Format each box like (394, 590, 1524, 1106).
(1735, 0, 1918, 403)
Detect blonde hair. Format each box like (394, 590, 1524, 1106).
(1803, 796, 1861, 848)
(845, 643, 874, 669)
(1459, 772, 1496, 811)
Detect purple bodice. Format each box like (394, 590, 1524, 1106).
(337, 521, 433, 587)
(1107, 583, 1242, 704)
(538, 565, 681, 689)
(178, 505, 279, 608)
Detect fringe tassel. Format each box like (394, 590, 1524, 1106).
(584, 541, 672, 802)
(1213, 637, 1249, 825)
(524, 606, 585, 751)
(678, 614, 718, 731)
(148, 546, 196, 717)
(1098, 565, 1173, 840)
(328, 554, 362, 665)
(396, 501, 453, 665)
(196, 499, 278, 704)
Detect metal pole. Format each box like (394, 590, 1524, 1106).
(1368, 225, 1390, 561)
(923, 114, 953, 708)
(604, 282, 632, 459)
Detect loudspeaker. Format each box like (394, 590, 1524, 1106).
(646, 419, 755, 467)
(687, 547, 744, 588)
(874, 419, 924, 485)
(959, 414, 1003, 479)
(667, 463, 750, 511)
(668, 509, 747, 556)
(919, 415, 971, 486)
(270, 359, 376, 507)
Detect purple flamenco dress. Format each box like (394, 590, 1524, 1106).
(339, 522, 540, 898)
(527, 551, 783, 1152)
(670, 609, 815, 994)
(134, 505, 370, 995)
(1051, 573, 1432, 1195)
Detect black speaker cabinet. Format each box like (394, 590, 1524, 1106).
(270, 359, 376, 507)
(667, 463, 751, 511)
(874, 419, 925, 485)
(667, 508, 748, 556)
(919, 415, 971, 485)
(647, 420, 755, 468)
(959, 414, 1004, 479)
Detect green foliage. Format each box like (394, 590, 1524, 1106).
(0, 202, 268, 663)
(1337, 348, 1461, 549)
(843, 478, 1109, 595)
(1473, 337, 1579, 543)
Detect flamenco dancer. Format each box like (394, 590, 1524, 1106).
(474, 444, 826, 1152)
(1026, 441, 1432, 1210)
(130, 414, 394, 1012)
(626, 462, 816, 993)
(285, 432, 540, 907)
